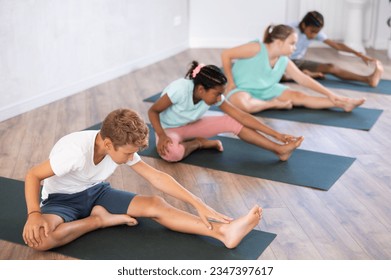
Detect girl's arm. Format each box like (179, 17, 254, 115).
(23, 160, 54, 247)
(285, 60, 339, 101)
(323, 39, 375, 65)
(147, 94, 173, 156)
(221, 42, 260, 93)
(131, 160, 232, 229)
(220, 100, 296, 143)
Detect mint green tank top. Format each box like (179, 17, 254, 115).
(227, 40, 289, 100)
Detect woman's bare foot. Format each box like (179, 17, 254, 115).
(271, 98, 293, 110)
(368, 60, 384, 88)
(336, 97, 366, 112)
(277, 136, 304, 161)
(219, 205, 263, 249)
(196, 137, 224, 152)
(303, 69, 325, 79)
(91, 205, 138, 228)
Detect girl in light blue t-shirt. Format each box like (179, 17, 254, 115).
(222, 24, 366, 114)
(148, 61, 304, 162)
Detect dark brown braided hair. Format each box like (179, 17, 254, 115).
(185, 61, 227, 90)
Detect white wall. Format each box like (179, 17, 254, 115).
(0, 0, 189, 122)
(291, 0, 381, 48)
(189, 0, 287, 48)
(189, 0, 386, 49)
(1, 0, 387, 122)
(371, 0, 390, 49)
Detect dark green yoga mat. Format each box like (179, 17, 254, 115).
(0, 176, 276, 260)
(316, 75, 391, 95)
(98, 122, 353, 191)
(143, 93, 382, 131)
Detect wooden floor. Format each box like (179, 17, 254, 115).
(0, 47, 390, 260)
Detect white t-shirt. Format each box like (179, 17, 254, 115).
(159, 78, 225, 129)
(289, 21, 328, 60)
(42, 130, 141, 200)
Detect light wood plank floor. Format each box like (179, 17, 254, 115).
(0, 47, 390, 260)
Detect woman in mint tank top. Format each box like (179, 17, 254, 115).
(221, 24, 366, 114)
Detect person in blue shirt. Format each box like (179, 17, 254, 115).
(288, 11, 383, 87)
(148, 61, 304, 162)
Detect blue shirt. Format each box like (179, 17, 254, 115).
(159, 78, 225, 128)
(289, 21, 328, 60)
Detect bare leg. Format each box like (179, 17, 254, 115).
(279, 90, 365, 112)
(316, 61, 384, 87)
(368, 60, 384, 87)
(302, 69, 325, 79)
(31, 206, 136, 251)
(180, 137, 223, 159)
(229, 91, 292, 113)
(127, 195, 263, 249)
(238, 127, 304, 161)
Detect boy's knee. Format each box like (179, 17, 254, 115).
(29, 228, 55, 251)
(32, 243, 52, 252)
(145, 195, 169, 214)
(149, 195, 166, 206)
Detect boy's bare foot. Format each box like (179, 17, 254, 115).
(368, 60, 384, 88)
(91, 205, 138, 228)
(219, 205, 263, 249)
(271, 99, 293, 110)
(196, 137, 224, 152)
(277, 136, 304, 161)
(303, 69, 325, 79)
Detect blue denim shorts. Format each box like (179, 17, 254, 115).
(40, 182, 136, 222)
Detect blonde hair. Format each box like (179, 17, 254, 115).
(100, 109, 149, 150)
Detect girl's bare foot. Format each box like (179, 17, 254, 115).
(272, 99, 293, 110)
(336, 97, 366, 112)
(91, 205, 138, 228)
(303, 69, 325, 79)
(368, 60, 384, 88)
(219, 205, 263, 249)
(277, 136, 304, 161)
(196, 137, 224, 152)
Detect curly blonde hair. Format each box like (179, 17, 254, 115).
(100, 109, 149, 150)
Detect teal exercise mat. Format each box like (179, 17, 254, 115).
(315, 75, 391, 95)
(0, 176, 276, 260)
(99, 123, 354, 191)
(143, 93, 382, 131)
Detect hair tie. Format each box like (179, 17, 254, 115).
(268, 25, 274, 34)
(192, 64, 205, 78)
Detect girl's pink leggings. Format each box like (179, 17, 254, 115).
(156, 115, 243, 162)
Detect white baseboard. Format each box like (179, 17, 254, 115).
(0, 43, 188, 122)
(189, 37, 330, 49)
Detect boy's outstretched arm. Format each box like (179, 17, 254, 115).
(130, 160, 232, 229)
(324, 39, 376, 65)
(23, 160, 54, 247)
